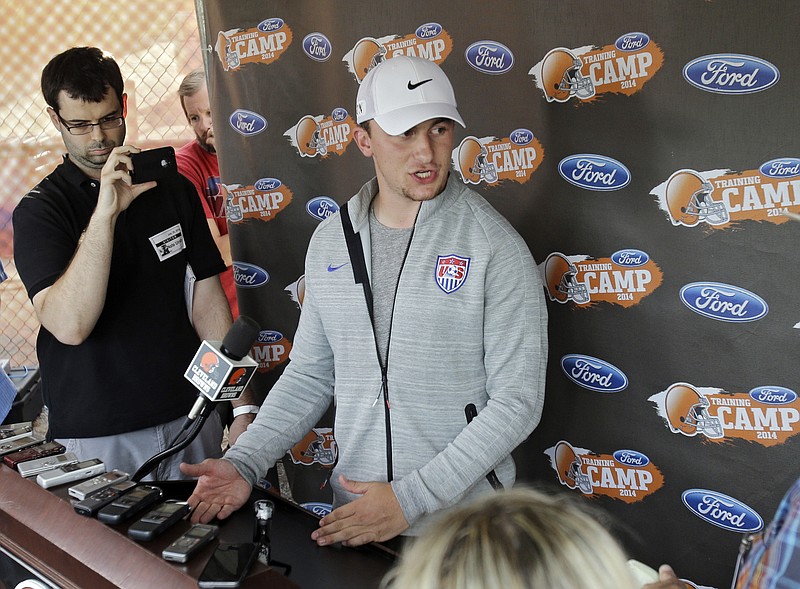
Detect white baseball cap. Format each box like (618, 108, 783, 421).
(355, 56, 465, 136)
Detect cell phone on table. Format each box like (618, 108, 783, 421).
(96, 483, 162, 524)
(162, 523, 219, 563)
(127, 499, 192, 541)
(0, 433, 45, 457)
(3, 440, 65, 469)
(0, 422, 33, 442)
(130, 146, 177, 184)
(197, 542, 259, 588)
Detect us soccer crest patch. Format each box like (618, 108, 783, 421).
(435, 255, 470, 294)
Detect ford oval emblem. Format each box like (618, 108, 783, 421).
(302, 32, 332, 62)
(257, 18, 284, 32)
(331, 107, 348, 122)
(229, 109, 268, 136)
(615, 32, 650, 52)
(611, 249, 650, 267)
(613, 449, 650, 467)
(233, 262, 269, 288)
(415, 22, 442, 39)
(683, 54, 780, 94)
(509, 128, 533, 146)
(558, 154, 631, 191)
(759, 157, 800, 179)
(681, 489, 763, 533)
(560, 354, 628, 393)
(465, 41, 514, 75)
(301, 502, 333, 517)
(258, 330, 284, 344)
(306, 196, 339, 221)
(254, 177, 282, 191)
(679, 282, 768, 322)
(748, 386, 797, 405)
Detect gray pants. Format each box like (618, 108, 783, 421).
(56, 411, 224, 481)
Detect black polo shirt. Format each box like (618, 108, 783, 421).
(13, 155, 226, 437)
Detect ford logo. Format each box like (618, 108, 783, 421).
(611, 249, 649, 267)
(254, 177, 282, 191)
(331, 107, 348, 122)
(229, 109, 268, 136)
(681, 489, 763, 533)
(301, 502, 333, 517)
(760, 157, 800, 179)
(415, 22, 442, 39)
(302, 32, 332, 62)
(613, 449, 650, 467)
(257, 18, 284, 32)
(306, 196, 339, 221)
(615, 32, 650, 52)
(233, 262, 269, 288)
(558, 154, 631, 191)
(560, 354, 628, 393)
(683, 54, 780, 95)
(258, 330, 284, 344)
(748, 386, 797, 405)
(465, 41, 514, 75)
(679, 282, 768, 323)
(510, 128, 533, 146)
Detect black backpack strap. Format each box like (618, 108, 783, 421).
(340, 201, 374, 317)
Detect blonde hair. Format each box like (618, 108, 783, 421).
(382, 487, 638, 589)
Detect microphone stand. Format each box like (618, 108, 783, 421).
(131, 400, 214, 482)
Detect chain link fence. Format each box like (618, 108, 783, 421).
(0, 0, 204, 367)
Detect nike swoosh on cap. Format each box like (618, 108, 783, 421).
(327, 262, 349, 272)
(407, 79, 433, 90)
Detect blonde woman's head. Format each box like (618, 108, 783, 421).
(383, 487, 638, 589)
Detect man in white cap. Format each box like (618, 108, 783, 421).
(182, 56, 547, 547)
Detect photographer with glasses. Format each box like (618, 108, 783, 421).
(12, 47, 257, 480)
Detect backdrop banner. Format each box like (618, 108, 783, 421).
(197, 2, 800, 585)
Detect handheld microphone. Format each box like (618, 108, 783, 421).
(184, 316, 261, 420)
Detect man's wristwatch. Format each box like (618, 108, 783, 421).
(232, 405, 260, 418)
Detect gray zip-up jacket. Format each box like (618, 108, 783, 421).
(225, 173, 547, 534)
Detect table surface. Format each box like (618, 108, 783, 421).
(0, 467, 397, 589)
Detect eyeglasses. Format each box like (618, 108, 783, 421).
(56, 112, 125, 136)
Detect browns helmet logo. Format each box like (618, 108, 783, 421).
(456, 137, 498, 184)
(665, 169, 729, 227)
(540, 47, 595, 102)
(295, 115, 327, 157)
(200, 351, 220, 374)
(351, 37, 388, 82)
(227, 367, 247, 386)
(553, 440, 594, 494)
(288, 428, 337, 467)
(543, 252, 590, 304)
(664, 383, 724, 439)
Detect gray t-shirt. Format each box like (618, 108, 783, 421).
(369, 207, 413, 365)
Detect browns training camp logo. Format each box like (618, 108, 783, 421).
(284, 275, 305, 310)
(252, 330, 292, 372)
(342, 22, 454, 83)
(453, 130, 544, 187)
(285, 108, 354, 159)
(288, 428, 337, 467)
(222, 178, 293, 224)
(650, 383, 800, 447)
(544, 440, 664, 503)
(651, 160, 800, 228)
(541, 249, 663, 308)
(215, 18, 293, 72)
(530, 32, 664, 103)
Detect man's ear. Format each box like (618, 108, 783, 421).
(46, 107, 61, 133)
(122, 93, 128, 118)
(352, 125, 373, 157)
